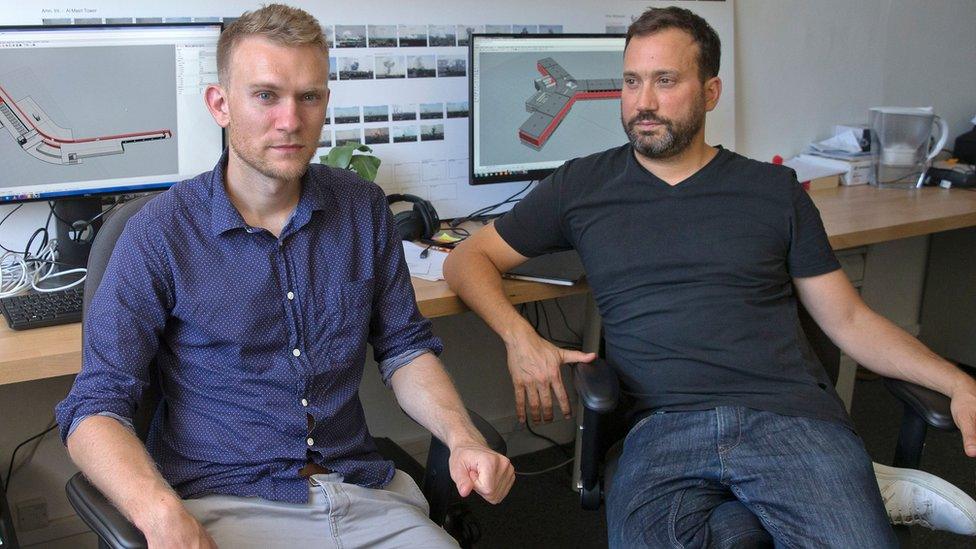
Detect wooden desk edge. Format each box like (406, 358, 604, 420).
(6, 185, 976, 385)
(0, 278, 590, 386)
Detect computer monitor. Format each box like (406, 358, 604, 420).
(469, 34, 627, 185)
(0, 23, 224, 266)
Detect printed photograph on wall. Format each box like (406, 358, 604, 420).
(393, 126, 419, 143)
(335, 128, 363, 146)
(338, 55, 374, 80)
(428, 25, 456, 46)
(365, 127, 390, 145)
(334, 106, 362, 124)
(437, 55, 466, 77)
(368, 24, 397, 47)
(335, 25, 367, 48)
(364, 105, 390, 122)
(374, 55, 405, 79)
(420, 102, 444, 120)
(420, 123, 444, 141)
(392, 103, 418, 121)
(406, 55, 436, 78)
(446, 101, 469, 118)
(456, 24, 484, 47)
(398, 24, 428, 47)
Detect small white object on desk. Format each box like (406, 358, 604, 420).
(402, 241, 449, 281)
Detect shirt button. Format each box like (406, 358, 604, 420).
(306, 437, 314, 446)
(287, 291, 294, 300)
(292, 348, 301, 357)
(301, 398, 308, 407)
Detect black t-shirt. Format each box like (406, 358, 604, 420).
(495, 144, 852, 428)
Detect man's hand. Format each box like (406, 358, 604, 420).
(950, 378, 976, 458)
(506, 329, 597, 424)
(140, 499, 217, 549)
(449, 443, 515, 504)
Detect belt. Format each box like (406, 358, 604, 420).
(298, 462, 332, 478)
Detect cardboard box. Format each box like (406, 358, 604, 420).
(806, 174, 840, 191)
(799, 154, 874, 186)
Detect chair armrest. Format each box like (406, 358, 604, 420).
(468, 408, 506, 456)
(423, 409, 507, 526)
(574, 359, 619, 413)
(65, 472, 147, 549)
(573, 359, 619, 510)
(883, 378, 956, 431)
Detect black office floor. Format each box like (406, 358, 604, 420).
(464, 377, 976, 548)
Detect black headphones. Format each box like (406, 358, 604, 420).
(387, 193, 439, 241)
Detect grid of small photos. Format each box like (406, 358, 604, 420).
(319, 100, 474, 148)
(37, 17, 565, 149)
(321, 23, 563, 147)
(324, 24, 563, 83)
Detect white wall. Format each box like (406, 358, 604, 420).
(734, 0, 976, 161)
(3, 1, 976, 545)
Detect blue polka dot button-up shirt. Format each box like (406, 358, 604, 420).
(55, 153, 442, 503)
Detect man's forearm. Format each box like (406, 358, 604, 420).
(66, 415, 187, 534)
(835, 306, 976, 398)
(443, 241, 535, 345)
(390, 353, 485, 450)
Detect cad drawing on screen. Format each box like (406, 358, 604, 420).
(518, 57, 621, 150)
(0, 81, 171, 166)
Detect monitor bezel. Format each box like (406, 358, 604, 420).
(468, 32, 625, 186)
(0, 22, 225, 204)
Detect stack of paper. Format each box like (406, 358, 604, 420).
(783, 155, 846, 190)
(402, 241, 449, 281)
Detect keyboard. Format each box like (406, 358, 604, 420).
(0, 286, 84, 330)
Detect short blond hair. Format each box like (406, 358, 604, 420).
(218, 4, 328, 83)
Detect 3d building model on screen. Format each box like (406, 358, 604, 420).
(518, 57, 621, 149)
(0, 83, 171, 166)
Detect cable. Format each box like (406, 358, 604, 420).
(4, 419, 58, 489)
(553, 298, 582, 340)
(48, 198, 120, 243)
(515, 456, 575, 476)
(524, 420, 570, 454)
(0, 204, 24, 254)
(449, 180, 534, 229)
(0, 241, 71, 297)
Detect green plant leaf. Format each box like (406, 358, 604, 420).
(321, 143, 357, 169)
(349, 154, 381, 182)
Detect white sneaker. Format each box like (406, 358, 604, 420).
(874, 462, 976, 535)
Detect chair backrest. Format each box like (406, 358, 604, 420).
(82, 195, 155, 316)
(83, 194, 159, 441)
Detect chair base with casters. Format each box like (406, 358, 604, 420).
(66, 409, 506, 549)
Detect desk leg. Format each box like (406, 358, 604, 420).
(573, 294, 602, 492)
(0, 473, 19, 548)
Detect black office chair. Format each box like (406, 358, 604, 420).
(574, 312, 960, 546)
(64, 195, 506, 549)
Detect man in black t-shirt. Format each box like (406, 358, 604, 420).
(445, 6, 976, 548)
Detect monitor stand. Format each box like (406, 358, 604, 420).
(53, 197, 104, 271)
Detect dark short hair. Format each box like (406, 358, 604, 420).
(625, 6, 721, 81)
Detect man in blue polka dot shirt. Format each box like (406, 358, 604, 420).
(55, 5, 513, 547)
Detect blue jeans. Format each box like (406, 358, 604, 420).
(605, 406, 897, 548)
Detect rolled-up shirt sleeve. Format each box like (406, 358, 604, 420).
(365, 187, 443, 386)
(55, 211, 172, 444)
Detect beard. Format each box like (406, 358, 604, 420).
(227, 125, 313, 183)
(622, 93, 706, 159)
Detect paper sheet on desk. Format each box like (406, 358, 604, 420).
(782, 155, 846, 182)
(402, 241, 448, 281)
